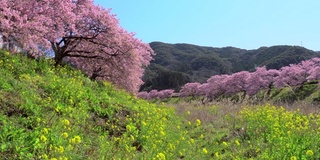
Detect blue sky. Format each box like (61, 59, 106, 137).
(95, 0, 320, 51)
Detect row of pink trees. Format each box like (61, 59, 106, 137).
(0, 0, 153, 92)
(137, 89, 175, 100)
(183, 57, 320, 99)
(138, 58, 320, 100)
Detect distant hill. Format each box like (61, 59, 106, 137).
(140, 42, 320, 91)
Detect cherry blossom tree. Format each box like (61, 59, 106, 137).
(204, 75, 229, 99)
(157, 89, 175, 99)
(137, 89, 174, 100)
(273, 58, 320, 89)
(0, 0, 153, 92)
(302, 58, 320, 81)
(136, 91, 149, 100)
(246, 67, 279, 96)
(224, 71, 250, 96)
(0, 0, 75, 52)
(307, 66, 320, 82)
(179, 82, 201, 97)
(274, 64, 308, 88)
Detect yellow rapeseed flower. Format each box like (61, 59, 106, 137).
(168, 143, 174, 150)
(61, 132, 69, 138)
(40, 135, 47, 143)
(73, 135, 81, 143)
(202, 148, 208, 154)
(40, 154, 48, 159)
(196, 119, 201, 126)
(290, 156, 297, 160)
(62, 119, 70, 126)
(222, 141, 228, 147)
(160, 131, 166, 136)
(55, 107, 61, 113)
(156, 152, 166, 160)
(56, 146, 64, 153)
(59, 156, 68, 160)
(70, 138, 76, 144)
(306, 150, 314, 156)
(42, 128, 49, 134)
(235, 140, 241, 146)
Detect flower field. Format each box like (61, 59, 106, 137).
(240, 105, 319, 159)
(1, 50, 320, 159)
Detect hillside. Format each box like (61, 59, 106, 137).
(0, 50, 197, 159)
(2, 50, 320, 159)
(141, 42, 320, 91)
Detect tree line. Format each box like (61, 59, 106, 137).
(141, 42, 320, 92)
(138, 58, 320, 101)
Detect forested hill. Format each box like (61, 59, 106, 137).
(140, 42, 320, 91)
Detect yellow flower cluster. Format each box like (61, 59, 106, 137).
(240, 104, 319, 158)
(202, 148, 208, 154)
(55, 146, 64, 153)
(156, 152, 166, 160)
(62, 119, 70, 126)
(196, 119, 201, 126)
(69, 135, 81, 144)
(42, 128, 49, 134)
(306, 150, 314, 156)
(61, 132, 69, 138)
(40, 135, 47, 143)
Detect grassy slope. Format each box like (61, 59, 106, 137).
(1, 50, 320, 159)
(0, 50, 198, 159)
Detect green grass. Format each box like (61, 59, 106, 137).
(1, 50, 320, 159)
(0, 50, 196, 159)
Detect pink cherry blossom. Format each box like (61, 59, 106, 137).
(0, 0, 153, 93)
(179, 82, 201, 97)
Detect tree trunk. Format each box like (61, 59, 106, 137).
(51, 42, 67, 65)
(54, 52, 64, 65)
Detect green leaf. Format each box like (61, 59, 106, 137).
(1, 144, 7, 151)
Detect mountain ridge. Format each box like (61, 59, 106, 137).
(140, 42, 320, 91)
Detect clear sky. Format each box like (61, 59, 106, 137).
(95, 0, 320, 51)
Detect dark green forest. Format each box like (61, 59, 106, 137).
(140, 42, 320, 91)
